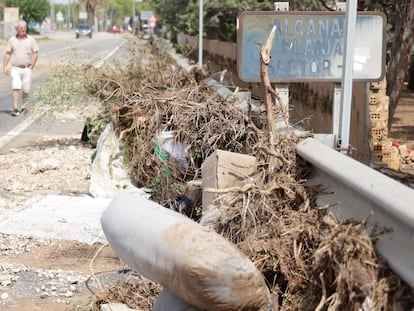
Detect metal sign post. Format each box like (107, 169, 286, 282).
(338, 1, 358, 152)
(274, 3, 290, 127)
(332, 1, 347, 148)
(332, 83, 341, 143)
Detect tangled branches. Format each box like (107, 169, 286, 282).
(87, 38, 414, 310)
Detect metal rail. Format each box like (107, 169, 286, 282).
(297, 137, 414, 288)
(200, 73, 414, 288)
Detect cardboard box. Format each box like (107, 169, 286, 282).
(201, 150, 257, 209)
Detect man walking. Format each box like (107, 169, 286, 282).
(3, 20, 39, 116)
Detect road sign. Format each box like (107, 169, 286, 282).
(140, 10, 154, 21)
(149, 14, 157, 28)
(79, 11, 87, 20)
(237, 11, 385, 82)
(4, 7, 19, 23)
(56, 11, 64, 22)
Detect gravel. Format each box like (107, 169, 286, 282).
(0, 132, 102, 307)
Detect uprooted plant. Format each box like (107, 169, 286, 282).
(78, 35, 414, 310)
(32, 35, 412, 310)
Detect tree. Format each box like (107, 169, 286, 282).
(154, 0, 414, 130)
(3, 0, 49, 27)
(152, 0, 189, 41)
(153, 0, 275, 42)
(384, 0, 414, 129)
(85, 0, 97, 26)
(83, 0, 139, 29)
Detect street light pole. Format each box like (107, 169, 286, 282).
(50, 1, 55, 32)
(198, 0, 203, 67)
(67, 1, 71, 29)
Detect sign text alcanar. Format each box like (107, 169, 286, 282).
(237, 12, 385, 82)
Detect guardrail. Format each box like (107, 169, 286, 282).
(202, 74, 414, 287)
(169, 43, 414, 288)
(297, 137, 414, 288)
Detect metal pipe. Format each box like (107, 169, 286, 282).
(339, 0, 357, 152)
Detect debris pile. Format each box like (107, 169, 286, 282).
(86, 39, 414, 310)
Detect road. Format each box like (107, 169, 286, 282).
(0, 31, 131, 151)
(0, 31, 143, 311)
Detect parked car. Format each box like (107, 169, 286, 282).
(76, 24, 92, 39)
(107, 26, 122, 33)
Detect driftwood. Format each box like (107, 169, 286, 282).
(260, 25, 278, 147)
(90, 38, 414, 310)
(259, 25, 290, 145)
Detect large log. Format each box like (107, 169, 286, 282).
(100, 192, 272, 310)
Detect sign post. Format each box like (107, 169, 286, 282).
(274, 3, 290, 127)
(149, 13, 157, 36)
(338, 0, 357, 152)
(237, 9, 385, 151)
(3, 7, 19, 38)
(133, 0, 143, 24)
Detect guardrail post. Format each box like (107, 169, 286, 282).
(333, 83, 342, 146)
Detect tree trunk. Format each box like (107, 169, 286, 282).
(387, 0, 414, 130)
(86, 0, 96, 27)
(408, 54, 414, 90)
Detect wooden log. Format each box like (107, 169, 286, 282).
(100, 192, 272, 311)
(260, 25, 277, 146)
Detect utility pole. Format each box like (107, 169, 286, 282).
(132, 0, 135, 22)
(198, 0, 203, 67)
(67, 1, 71, 29)
(133, 0, 143, 23)
(50, 1, 55, 32)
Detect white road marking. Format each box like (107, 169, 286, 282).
(0, 112, 40, 150)
(94, 40, 126, 68)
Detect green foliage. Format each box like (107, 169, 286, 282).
(4, 0, 50, 26)
(152, 0, 400, 43)
(154, 0, 274, 41)
(33, 64, 91, 113)
(152, 0, 190, 40)
(33, 59, 111, 141)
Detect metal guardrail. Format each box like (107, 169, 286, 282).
(201, 76, 414, 287)
(297, 137, 414, 288)
(188, 57, 414, 288)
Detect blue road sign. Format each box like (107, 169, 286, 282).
(237, 11, 385, 82)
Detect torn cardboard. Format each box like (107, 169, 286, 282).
(201, 150, 257, 209)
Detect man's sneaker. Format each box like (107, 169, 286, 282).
(10, 109, 20, 116)
(20, 107, 26, 113)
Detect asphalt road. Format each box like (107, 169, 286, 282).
(0, 30, 133, 151)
